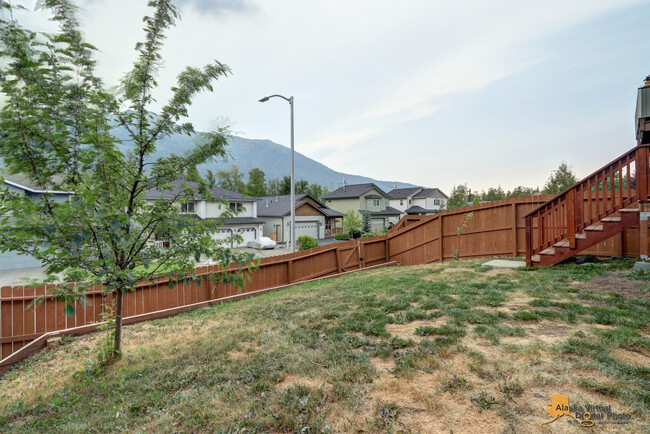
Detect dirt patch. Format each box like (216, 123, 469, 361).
(276, 375, 330, 391)
(501, 321, 573, 346)
(614, 348, 650, 366)
(484, 268, 516, 277)
(371, 357, 395, 372)
(494, 292, 535, 313)
(571, 274, 649, 300)
(442, 267, 475, 274)
(386, 318, 447, 341)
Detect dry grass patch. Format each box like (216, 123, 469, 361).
(386, 318, 447, 341)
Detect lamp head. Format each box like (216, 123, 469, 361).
(259, 96, 270, 102)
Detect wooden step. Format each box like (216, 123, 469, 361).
(576, 233, 587, 239)
(584, 224, 603, 231)
(540, 247, 555, 256)
(601, 216, 621, 223)
(619, 208, 640, 213)
(531, 254, 540, 263)
(553, 240, 570, 248)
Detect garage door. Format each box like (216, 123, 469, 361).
(293, 221, 319, 239)
(371, 218, 385, 232)
(237, 227, 257, 246)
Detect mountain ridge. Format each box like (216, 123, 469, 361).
(110, 126, 418, 192)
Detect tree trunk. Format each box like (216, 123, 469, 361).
(113, 289, 124, 358)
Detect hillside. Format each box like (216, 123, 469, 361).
(111, 126, 417, 191)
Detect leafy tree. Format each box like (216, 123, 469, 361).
(508, 185, 540, 197)
(217, 164, 245, 193)
(481, 186, 506, 202)
(205, 169, 217, 189)
(0, 0, 255, 362)
(246, 168, 267, 197)
(343, 210, 362, 235)
(447, 184, 477, 209)
(184, 166, 202, 183)
(306, 183, 330, 202)
(361, 211, 372, 233)
(543, 161, 578, 195)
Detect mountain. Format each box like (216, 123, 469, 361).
(112, 126, 416, 192)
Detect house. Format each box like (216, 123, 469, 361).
(0, 173, 71, 271)
(388, 187, 448, 216)
(322, 183, 401, 232)
(145, 180, 265, 248)
(256, 194, 343, 242)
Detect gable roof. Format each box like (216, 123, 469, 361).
(256, 193, 342, 217)
(1, 173, 69, 194)
(144, 180, 254, 201)
(323, 183, 389, 200)
(387, 187, 422, 199)
(413, 188, 448, 199)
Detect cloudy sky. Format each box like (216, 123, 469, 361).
(14, 0, 650, 193)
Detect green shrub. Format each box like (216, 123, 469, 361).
(334, 233, 350, 240)
(361, 232, 376, 238)
(297, 235, 318, 250)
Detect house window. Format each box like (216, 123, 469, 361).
(434, 199, 440, 205)
(408, 199, 412, 205)
(400, 200, 403, 205)
(367, 199, 380, 207)
(180, 201, 195, 213)
(325, 219, 331, 231)
(229, 202, 243, 212)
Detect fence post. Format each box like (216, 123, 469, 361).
(512, 200, 517, 258)
(525, 215, 533, 267)
(567, 189, 576, 249)
(335, 247, 342, 273)
(287, 259, 294, 284)
(439, 217, 444, 262)
(385, 238, 389, 263)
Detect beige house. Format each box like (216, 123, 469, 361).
(256, 194, 343, 242)
(323, 183, 401, 232)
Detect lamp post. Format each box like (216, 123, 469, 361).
(259, 94, 295, 252)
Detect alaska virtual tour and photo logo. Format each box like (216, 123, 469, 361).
(543, 394, 632, 427)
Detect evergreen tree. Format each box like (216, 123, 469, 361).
(267, 177, 282, 195)
(361, 211, 372, 233)
(543, 161, 578, 195)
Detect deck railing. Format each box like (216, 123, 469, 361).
(525, 145, 650, 265)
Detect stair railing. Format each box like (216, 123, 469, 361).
(525, 145, 650, 266)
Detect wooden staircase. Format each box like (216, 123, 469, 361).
(531, 209, 639, 266)
(525, 144, 650, 267)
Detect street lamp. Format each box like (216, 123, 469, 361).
(259, 94, 295, 253)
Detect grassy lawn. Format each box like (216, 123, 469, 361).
(1, 259, 648, 432)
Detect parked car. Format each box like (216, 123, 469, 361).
(247, 237, 277, 250)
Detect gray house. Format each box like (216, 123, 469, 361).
(0, 174, 71, 271)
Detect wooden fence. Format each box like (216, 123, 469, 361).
(1, 194, 645, 373)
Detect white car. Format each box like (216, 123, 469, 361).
(247, 237, 277, 250)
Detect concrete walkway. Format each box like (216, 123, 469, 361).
(482, 259, 526, 269)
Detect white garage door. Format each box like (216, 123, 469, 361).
(294, 221, 319, 239)
(237, 227, 257, 246)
